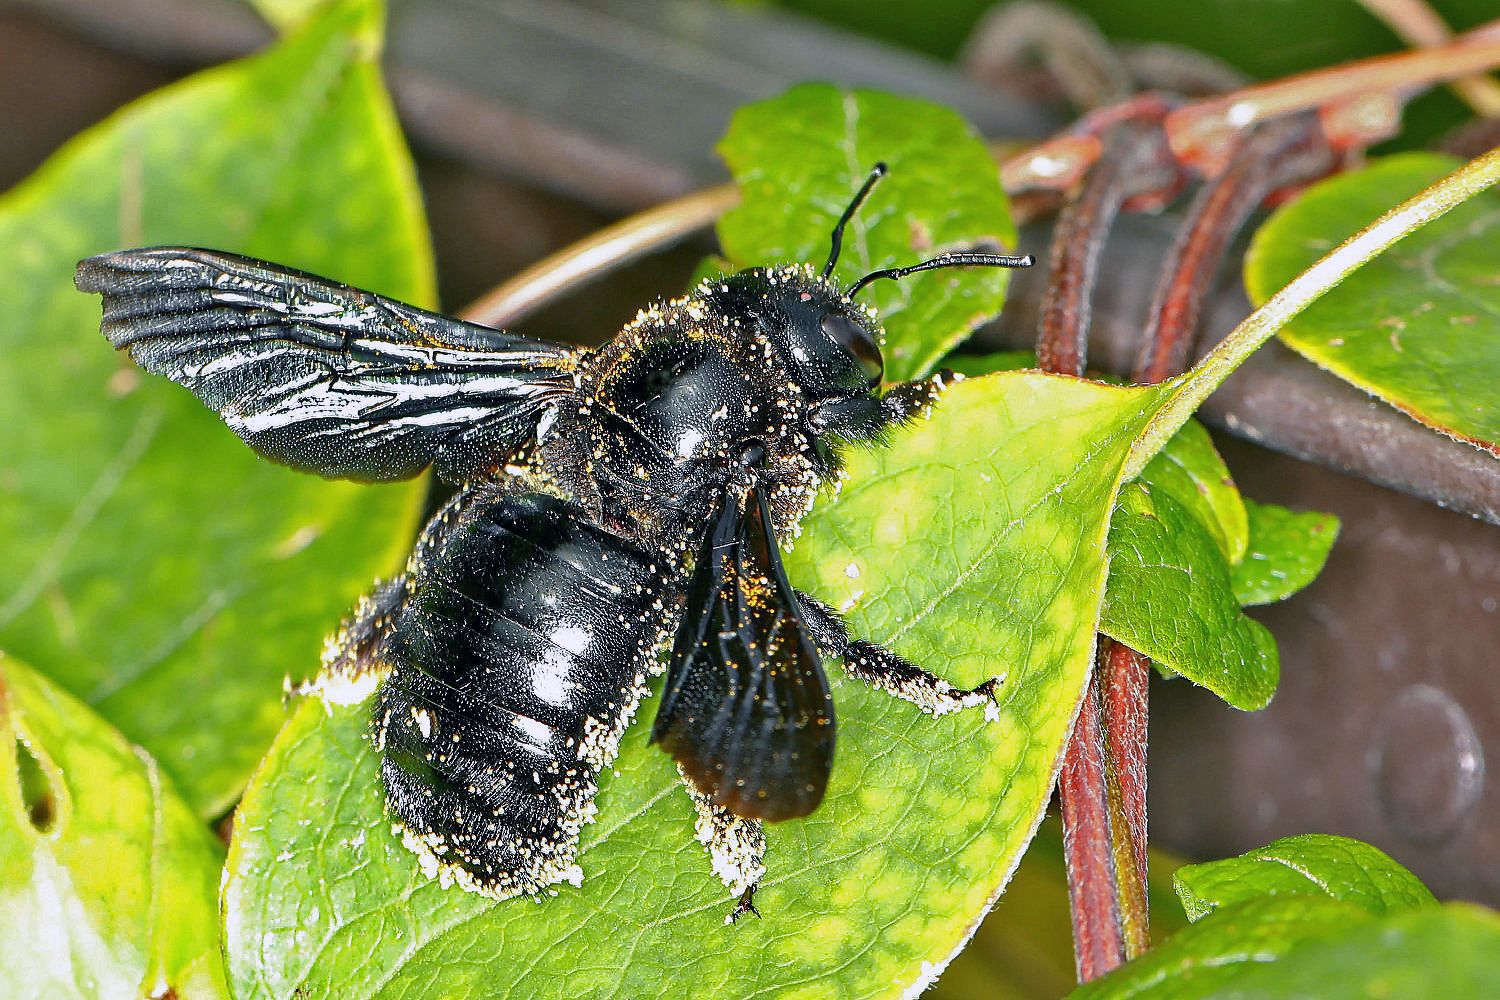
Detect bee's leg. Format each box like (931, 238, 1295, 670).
(681, 775, 767, 924)
(879, 369, 960, 425)
(796, 593, 1003, 717)
(322, 576, 408, 679)
(292, 486, 476, 701)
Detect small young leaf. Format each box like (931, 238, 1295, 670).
(1136, 419, 1247, 564)
(1183, 903, 1500, 999)
(0, 0, 429, 816)
(1246, 152, 1500, 455)
(0, 652, 229, 1000)
(1231, 500, 1340, 606)
(1075, 900, 1500, 1000)
(718, 83, 1022, 383)
(1099, 482, 1278, 710)
(1173, 833, 1437, 921)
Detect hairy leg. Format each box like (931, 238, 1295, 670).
(796, 592, 1003, 717)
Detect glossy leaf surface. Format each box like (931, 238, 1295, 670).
(1099, 483, 1277, 710)
(1231, 500, 1340, 607)
(1173, 833, 1437, 922)
(1072, 834, 1486, 1000)
(1135, 419, 1247, 564)
(1073, 896, 1497, 1000)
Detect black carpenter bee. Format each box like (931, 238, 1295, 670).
(76, 165, 1032, 919)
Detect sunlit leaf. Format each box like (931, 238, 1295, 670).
(224, 372, 1171, 999)
(220, 78, 1319, 997)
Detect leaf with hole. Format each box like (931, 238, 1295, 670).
(0, 652, 229, 999)
(0, 0, 429, 816)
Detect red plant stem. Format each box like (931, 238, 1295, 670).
(1036, 118, 1175, 376)
(1084, 112, 1343, 966)
(1059, 652, 1126, 981)
(1134, 113, 1334, 382)
(1038, 110, 1177, 982)
(1097, 640, 1151, 958)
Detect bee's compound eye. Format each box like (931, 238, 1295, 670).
(820, 312, 883, 386)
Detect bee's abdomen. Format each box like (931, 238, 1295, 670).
(376, 490, 668, 898)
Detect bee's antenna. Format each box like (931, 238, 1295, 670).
(848, 251, 1035, 298)
(822, 162, 889, 281)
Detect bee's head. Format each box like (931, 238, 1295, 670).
(701, 164, 1033, 442)
(703, 266, 884, 401)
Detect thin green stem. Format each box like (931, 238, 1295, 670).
(1122, 143, 1500, 482)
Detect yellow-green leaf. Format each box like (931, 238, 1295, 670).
(0, 652, 228, 1000)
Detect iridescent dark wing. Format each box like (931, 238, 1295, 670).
(651, 487, 835, 821)
(75, 247, 576, 482)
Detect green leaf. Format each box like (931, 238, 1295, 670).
(224, 373, 1169, 999)
(0, 0, 430, 816)
(0, 652, 229, 999)
(1246, 152, 1500, 456)
(1072, 900, 1500, 1000)
(1231, 499, 1340, 606)
(1068, 896, 1373, 1000)
(1099, 482, 1278, 710)
(1173, 833, 1437, 922)
(244, 0, 330, 32)
(1136, 419, 1247, 564)
(1182, 903, 1500, 999)
(717, 84, 1021, 383)
(1077, 837, 1481, 1000)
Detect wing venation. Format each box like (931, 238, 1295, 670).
(76, 247, 577, 482)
